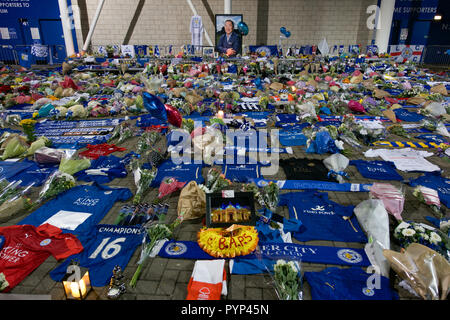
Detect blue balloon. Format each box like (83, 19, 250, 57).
(284, 31, 291, 38)
(254, 77, 263, 90)
(280, 27, 286, 34)
(142, 91, 168, 123)
(238, 21, 249, 36)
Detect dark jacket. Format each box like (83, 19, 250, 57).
(217, 31, 240, 55)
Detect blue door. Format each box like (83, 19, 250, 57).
(410, 21, 431, 46)
(39, 19, 66, 63)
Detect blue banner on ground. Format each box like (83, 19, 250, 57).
(158, 240, 371, 267)
(250, 178, 372, 192)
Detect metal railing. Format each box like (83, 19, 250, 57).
(0, 44, 66, 66)
(420, 45, 450, 66)
(0, 45, 18, 65)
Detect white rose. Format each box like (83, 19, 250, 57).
(430, 232, 442, 244)
(402, 228, 416, 237)
(421, 233, 429, 241)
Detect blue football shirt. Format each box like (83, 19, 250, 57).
(148, 160, 203, 187)
(50, 224, 143, 287)
(350, 160, 403, 181)
(19, 183, 132, 237)
(278, 192, 367, 243)
(304, 267, 398, 300)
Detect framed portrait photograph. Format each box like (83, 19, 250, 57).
(215, 14, 243, 56)
(202, 46, 215, 57)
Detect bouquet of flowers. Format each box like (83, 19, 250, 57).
(37, 171, 76, 203)
(370, 183, 405, 221)
(19, 118, 37, 142)
(108, 122, 135, 144)
(241, 183, 265, 207)
(129, 212, 184, 287)
(413, 185, 442, 218)
(387, 124, 410, 139)
(130, 158, 158, 204)
(323, 153, 349, 183)
(0, 180, 34, 221)
(337, 116, 363, 148)
(199, 167, 232, 193)
(0, 179, 22, 206)
(182, 118, 195, 133)
(158, 177, 186, 199)
(0, 272, 8, 292)
(1, 135, 28, 160)
(260, 181, 280, 211)
(383, 243, 450, 300)
(136, 131, 161, 154)
(271, 259, 303, 300)
(394, 221, 450, 261)
(22, 136, 52, 157)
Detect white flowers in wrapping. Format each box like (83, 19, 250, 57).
(354, 199, 391, 277)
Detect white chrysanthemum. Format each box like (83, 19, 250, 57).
(288, 261, 297, 272)
(414, 225, 425, 233)
(430, 232, 442, 244)
(276, 259, 287, 266)
(402, 228, 416, 237)
(421, 233, 429, 241)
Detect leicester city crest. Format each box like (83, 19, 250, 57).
(337, 249, 363, 264)
(401, 47, 413, 60)
(255, 46, 272, 57)
(362, 287, 375, 297)
(165, 242, 187, 256)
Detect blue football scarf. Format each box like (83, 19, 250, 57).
(278, 191, 368, 243)
(250, 178, 372, 192)
(224, 145, 293, 154)
(36, 118, 123, 130)
(409, 172, 450, 208)
(50, 225, 143, 287)
(159, 240, 371, 267)
(349, 160, 403, 181)
(304, 267, 398, 300)
(19, 183, 132, 237)
(319, 115, 390, 122)
(34, 127, 113, 136)
(371, 140, 445, 148)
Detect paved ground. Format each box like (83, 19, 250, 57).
(1, 110, 448, 301)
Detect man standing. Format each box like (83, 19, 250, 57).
(217, 19, 241, 57)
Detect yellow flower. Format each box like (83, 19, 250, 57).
(19, 119, 37, 126)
